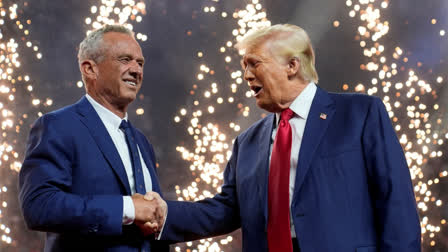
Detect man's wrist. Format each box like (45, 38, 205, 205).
(122, 196, 135, 225)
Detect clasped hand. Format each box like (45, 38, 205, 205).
(132, 192, 167, 236)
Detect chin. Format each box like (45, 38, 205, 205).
(256, 101, 271, 112)
(123, 90, 138, 99)
(120, 95, 136, 104)
(257, 101, 280, 113)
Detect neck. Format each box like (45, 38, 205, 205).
(274, 79, 309, 112)
(87, 92, 127, 119)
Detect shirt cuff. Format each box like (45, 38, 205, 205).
(122, 196, 135, 225)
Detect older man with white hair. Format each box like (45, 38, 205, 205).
(19, 24, 168, 252)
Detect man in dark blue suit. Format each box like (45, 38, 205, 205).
(19, 25, 168, 251)
(157, 24, 421, 251)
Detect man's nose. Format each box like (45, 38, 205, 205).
(129, 61, 143, 77)
(244, 66, 255, 81)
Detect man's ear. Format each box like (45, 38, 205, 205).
(286, 57, 300, 78)
(80, 60, 98, 80)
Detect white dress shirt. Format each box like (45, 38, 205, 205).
(86, 94, 153, 225)
(269, 82, 317, 238)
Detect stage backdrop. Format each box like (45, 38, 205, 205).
(0, 0, 446, 251)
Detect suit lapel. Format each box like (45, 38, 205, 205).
(130, 123, 162, 194)
(256, 114, 275, 224)
(75, 97, 132, 195)
(293, 87, 335, 199)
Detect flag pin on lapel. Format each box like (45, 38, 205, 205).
(320, 113, 327, 120)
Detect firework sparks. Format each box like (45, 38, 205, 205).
(0, 0, 46, 247)
(173, 0, 270, 251)
(344, 0, 447, 248)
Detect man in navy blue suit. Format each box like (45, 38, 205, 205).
(19, 25, 168, 251)
(156, 24, 421, 251)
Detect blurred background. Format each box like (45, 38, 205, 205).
(0, 0, 446, 251)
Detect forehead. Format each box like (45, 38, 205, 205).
(242, 41, 274, 61)
(102, 32, 143, 57)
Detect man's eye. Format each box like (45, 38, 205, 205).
(250, 61, 260, 67)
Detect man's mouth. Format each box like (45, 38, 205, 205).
(250, 85, 263, 97)
(124, 80, 137, 87)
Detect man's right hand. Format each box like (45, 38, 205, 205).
(131, 192, 167, 236)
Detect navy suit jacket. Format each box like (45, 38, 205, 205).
(19, 97, 169, 252)
(161, 87, 421, 252)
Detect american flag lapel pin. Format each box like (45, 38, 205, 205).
(320, 113, 327, 120)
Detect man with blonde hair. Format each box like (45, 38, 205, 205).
(156, 24, 421, 251)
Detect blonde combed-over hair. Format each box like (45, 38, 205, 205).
(235, 24, 318, 83)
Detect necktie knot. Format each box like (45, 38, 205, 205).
(119, 120, 129, 130)
(280, 108, 294, 122)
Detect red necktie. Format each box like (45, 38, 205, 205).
(268, 108, 294, 252)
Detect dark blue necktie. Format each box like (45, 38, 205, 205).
(120, 120, 146, 195)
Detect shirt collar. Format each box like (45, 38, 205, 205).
(85, 94, 128, 131)
(275, 82, 317, 126)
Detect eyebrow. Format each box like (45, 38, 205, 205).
(242, 54, 263, 65)
(138, 57, 145, 64)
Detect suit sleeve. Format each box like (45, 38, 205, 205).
(19, 115, 123, 236)
(159, 137, 242, 242)
(362, 97, 421, 251)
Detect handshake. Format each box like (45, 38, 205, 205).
(131, 192, 167, 236)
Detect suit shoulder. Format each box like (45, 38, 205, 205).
(45, 102, 78, 117)
(34, 103, 80, 128)
(328, 92, 380, 111)
(328, 92, 379, 103)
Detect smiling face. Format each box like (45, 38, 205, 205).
(242, 40, 300, 113)
(84, 32, 144, 117)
